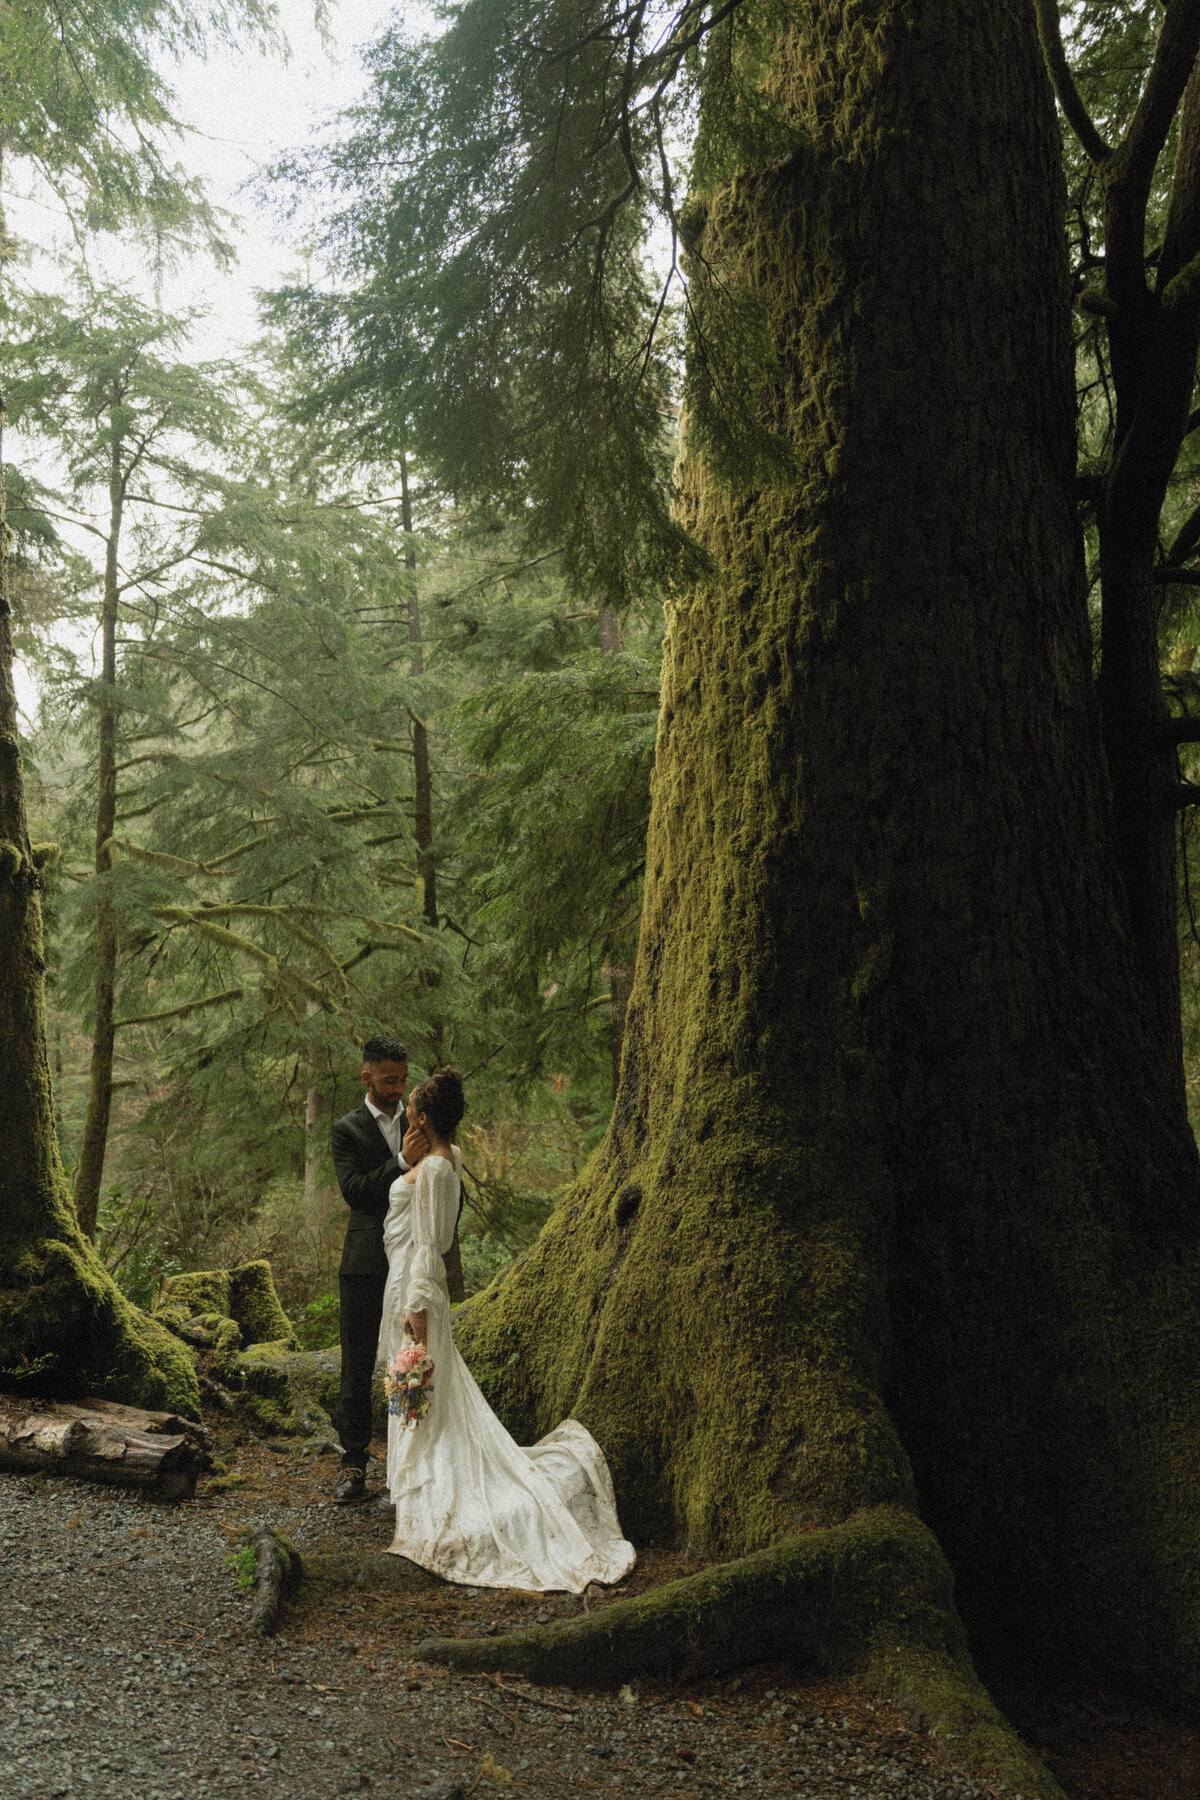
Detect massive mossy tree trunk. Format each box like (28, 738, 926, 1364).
(0, 398, 198, 1416)
(455, 0, 1200, 1736)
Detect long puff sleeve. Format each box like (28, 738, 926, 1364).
(405, 1155, 459, 1316)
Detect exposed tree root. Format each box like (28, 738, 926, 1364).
(245, 1525, 303, 1637)
(414, 1505, 1063, 1799)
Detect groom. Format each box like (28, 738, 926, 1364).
(330, 1034, 428, 1501)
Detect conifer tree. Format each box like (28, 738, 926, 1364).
(5, 284, 245, 1237)
(0, 0, 280, 1409)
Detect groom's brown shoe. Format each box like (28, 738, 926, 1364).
(333, 1466, 366, 1502)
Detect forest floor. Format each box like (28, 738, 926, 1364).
(0, 1407, 1196, 1800)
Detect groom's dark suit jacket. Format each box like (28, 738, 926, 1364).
(331, 1101, 401, 1279)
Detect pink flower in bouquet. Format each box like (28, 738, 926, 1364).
(385, 1339, 435, 1428)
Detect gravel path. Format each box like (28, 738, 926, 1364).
(0, 1464, 1026, 1800)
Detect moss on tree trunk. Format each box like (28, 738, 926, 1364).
(0, 401, 198, 1417)
(453, 0, 1200, 1747)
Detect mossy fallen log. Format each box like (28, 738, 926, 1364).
(414, 1504, 1062, 1800)
(0, 1393, 212, 1499)
(243, 1524, 303, 1636)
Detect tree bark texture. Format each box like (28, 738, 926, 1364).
(0, 394, 197, 1417)
(455, 0, 1200, 1712)
(401, 452, 439, 933)
(73, 428, 124, 1240)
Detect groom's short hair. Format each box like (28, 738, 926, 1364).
(362, 1034, 408, 1065)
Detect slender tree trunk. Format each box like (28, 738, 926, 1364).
(0, 377, 194, 1414)
(400, 454, 438, 931)
(73, 430, 124, 1240)
(456, 0, 1200, 1716)
(304, 1081, 326, 1213)
(399, 454, 463, 1299)
(1093, 42, 1200, 1087)
(597, 603, 621, 655)
(1095, 539, 1183, 1087)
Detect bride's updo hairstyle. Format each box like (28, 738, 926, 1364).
(410, 1066, 465, 1141)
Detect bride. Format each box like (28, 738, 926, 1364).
(377, 1066, 635, 1593)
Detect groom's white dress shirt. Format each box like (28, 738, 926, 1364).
(365, 1095, 411, 1170)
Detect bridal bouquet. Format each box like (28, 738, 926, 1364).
(386, 1333, 435, 1430)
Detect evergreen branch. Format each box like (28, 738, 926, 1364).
(115, 752, 183, 772)
(132, 642, 332, 738)
(204, 836, 280, 870)
(634, 0, 748, 83)
(363, 830, 419, 849)
(106, 839, 229, 879)
(1166, 500, 1200, 566)
(346, 912, 424, 943)
(340, 940, 412, 973)
(31, 504, 110, 545)
(147, 909, 340, 1013)
(115, 543, 205, 597)
(1114, 0, 1200, 216)
(188, 553, 280, 593)
(114, 794, 172, 821)
(117, 987, 245, 1028)
(1153, 567, 1200, 585)
(150, 908, 279, 968)
(324, 803, 394, 824)
(429, 549, 566, 607)
(162, 900, 425, 944)
(126, 493, 213, 516)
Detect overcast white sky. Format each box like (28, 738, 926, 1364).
(133, 0, 406, 353)
(8, 0, 414, 711)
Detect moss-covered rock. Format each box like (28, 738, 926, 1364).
(155, 1260, 294, 1348)
(0, 1235, 199, 1416)
(209, 1317, 244, 1386)
(221, 1342, 382, 1442)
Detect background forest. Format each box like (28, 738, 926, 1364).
(7, 0, 1200, 1346)
(11, 336, 658, 1321)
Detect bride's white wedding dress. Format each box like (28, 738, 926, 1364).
(378, 1148, 636, 1593)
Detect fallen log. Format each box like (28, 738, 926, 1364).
(243, 1524, 302, 1636)
(0, 1393, 212, 1499)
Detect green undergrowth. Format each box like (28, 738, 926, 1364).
(414, 1503, 1062, 1800)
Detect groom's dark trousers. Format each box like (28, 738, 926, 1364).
(331, 1102, 402, 1471)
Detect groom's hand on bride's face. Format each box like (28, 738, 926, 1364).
(402, 1121, 430, 1165)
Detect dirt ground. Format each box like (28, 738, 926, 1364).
(210, 1422, 1200, 1800)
